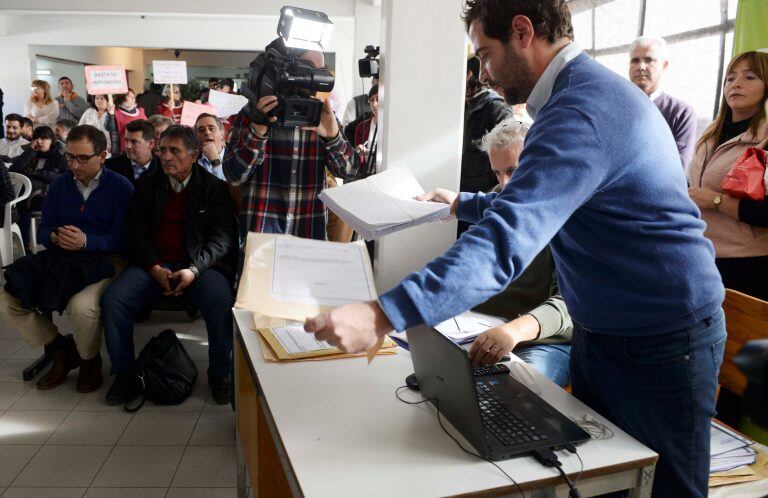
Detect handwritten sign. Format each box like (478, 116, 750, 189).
(180, 101, 218, 128)
(152, 60, 188, 85)
(207, 89, 248, 118)
(84, 65, 128, 95)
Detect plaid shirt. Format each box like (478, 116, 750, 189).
(223, 112, 374, 240)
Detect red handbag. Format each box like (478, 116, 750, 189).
(720, 147, 767, 201)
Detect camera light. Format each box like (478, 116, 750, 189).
(278, 6, 334, 52)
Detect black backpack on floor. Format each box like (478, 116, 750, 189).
(125, 328, 198, 412)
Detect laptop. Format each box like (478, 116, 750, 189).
(406, 325, 590, 461)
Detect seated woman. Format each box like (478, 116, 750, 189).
(24, 80, 59, 130)
(79, 94, 119, 155)
(109, 89, 147, 154)
(687, 50, 768, 300)
(462, 118, 572, 388)
(10, 125, 68, 249)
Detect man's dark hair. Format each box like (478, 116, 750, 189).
(217, 78, 234, 88)
(58, 76, 73, 84)
(194, 113, 224, 131)
(208, 77, 218, 84)
(21, 117, 33, 129)
(32, 126, 56, 141)
(467, 56, 480, 77)
(5, 113, 23, 126)
(67, 125, 107, 154)
(462, 0, 574, 44)
(368, 84, 379, 99)
(125, 119, 156, 142)
(55, 119, 77, 132)
(160, 125, 198, 154)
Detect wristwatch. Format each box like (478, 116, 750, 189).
(210, 158, 222, 167)
(713, 194, 723, 210)
(188, 265, 200, 278)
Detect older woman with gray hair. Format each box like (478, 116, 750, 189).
(467, 117, 573, 387)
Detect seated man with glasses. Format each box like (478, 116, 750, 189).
(0, 125, 134, 393)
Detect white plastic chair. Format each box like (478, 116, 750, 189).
(1, 172, 31, 267)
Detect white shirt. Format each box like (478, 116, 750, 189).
(649, 88, 664, 101)
(198, 146, 226, 181)
(168, 173, 192, 193)
(0, 137, 29, 164)
(526, 42, 583, 120)
(74, 167, 103, 201)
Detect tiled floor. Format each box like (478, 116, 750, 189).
(0, 310, 239, 497)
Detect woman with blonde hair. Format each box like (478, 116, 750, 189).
(23, 80, 59, 129)
(687, 50, 768, 299)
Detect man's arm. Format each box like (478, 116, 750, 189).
(38, 177, 62, 248)
(63, 96, 87, 119)
(189, 181, 238, 274)
(674, 105, 698, 168)
(81, 181, 134, 253)
(122, 182, 161, 268)
(222, 111, 267, 186)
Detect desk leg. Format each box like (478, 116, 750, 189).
(236, 338, 260, 497)
(629, 465, 655, 498)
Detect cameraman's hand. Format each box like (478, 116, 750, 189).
(302, 97, 338, 139)
(250, 96, 279, 137)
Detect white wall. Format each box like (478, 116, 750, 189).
(0, 12, 358, 115)
(374, 0, 466, 292)
(352, 0, 382, 96)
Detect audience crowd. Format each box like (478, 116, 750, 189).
(0, 36, 765, 440)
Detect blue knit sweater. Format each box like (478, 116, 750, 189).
(380, 53, 724, 336)
(38, 168, 134, 254)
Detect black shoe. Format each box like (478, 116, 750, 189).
(105, 374, 141, 405)
(209, 375, 232, 405)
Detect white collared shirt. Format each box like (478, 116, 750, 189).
(131, 157, 153, 180)
(168, 173, 192, 193)
(75, 168, 103, 201)
(198, 146, 226, 181)
(649, 87, 664, 101)
(526, 42, 583, 120)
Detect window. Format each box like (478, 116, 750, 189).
(644, 0, 721, 37)
(594, 0, 640, 49)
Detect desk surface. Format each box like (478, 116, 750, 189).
(234, 309, 657, 498)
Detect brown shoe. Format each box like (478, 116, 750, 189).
(37, 335, 80, 390)
(77, 354, 103, 393)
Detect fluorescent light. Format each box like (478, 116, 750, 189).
(36, 69, 51, 75)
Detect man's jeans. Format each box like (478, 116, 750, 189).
(101, 265, 234, 379)
(515, 344, 571, 388)
(570, 310, 726, 498)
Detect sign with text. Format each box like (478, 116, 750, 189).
(207, 89, 248, 118)
(152, 60, 188, 84)
(84, 65, 128, 95)
(180, 101, 218, 128)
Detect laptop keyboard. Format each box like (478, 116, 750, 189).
(476, 381, 548, 447)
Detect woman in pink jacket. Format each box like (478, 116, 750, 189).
(687, 51, 768, 299)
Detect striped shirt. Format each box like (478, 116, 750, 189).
(223, 112, 373, 240)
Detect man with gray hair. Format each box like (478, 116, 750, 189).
(629, 36, 697, 168)
(468, 118, 572, 387)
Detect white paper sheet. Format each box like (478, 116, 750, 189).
(711, 421, 753, 456)
(208, 89, 249, 118)
(271, 324, 335, 354)
(270, 237, 377, 306)
(434, 312, 507, 344)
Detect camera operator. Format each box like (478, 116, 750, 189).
(223, 48, 376, 241)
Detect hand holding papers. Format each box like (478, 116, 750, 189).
(318, 167, 452, 240)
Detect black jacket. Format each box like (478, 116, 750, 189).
(123, 166, 239, 281)
(105, 154, 161, 186)
(461, 89, 512, 193)
(10, 148, 68, 208)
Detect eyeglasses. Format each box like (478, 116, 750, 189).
(65, 153, 99, 164)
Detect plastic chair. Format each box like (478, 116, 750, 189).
(28, 211, 44, 254)
(1, 172, 30, 267)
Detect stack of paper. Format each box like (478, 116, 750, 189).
(390, 311, 506, 347)
(318, 167, 451, 240)
(711, 421, 756, 473)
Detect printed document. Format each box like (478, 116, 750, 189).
(271, 324, 334, 354)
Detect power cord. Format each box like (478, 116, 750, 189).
(531, 448, 581, 498)
(395, 386, 526, 496)
(570, 413, 614, 440)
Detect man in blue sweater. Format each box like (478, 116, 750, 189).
(305, 1, 725, 496)
(0, 125, 133, 393)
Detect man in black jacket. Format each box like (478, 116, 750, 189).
(105, 119, 160, 185)
(101, 125, 238, 405)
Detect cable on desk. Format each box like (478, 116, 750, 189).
(531, 448, 581, 498)
(565, 444, 584, 485)
(570, 414, 614, 440)
(394, 386, 526, 497)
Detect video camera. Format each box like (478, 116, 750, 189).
(240, 6, 335, 128)
(359, 45, 380, 78)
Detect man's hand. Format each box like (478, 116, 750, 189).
(416, 188, 460, 216)
(150, 265, 174, 294)
(57, 225, 86, 251)
(250, 96, 279, 137)
(50, 230, 60, 247)
(302, 97, 338, 139)
(168, 268, 196, 296)
(304, 301, 393, 353)
(201, 141, 219, 161)
(468, 315, 540, 366)
(688, 187, 720, 210)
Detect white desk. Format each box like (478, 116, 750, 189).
(233, 309, 657, 497)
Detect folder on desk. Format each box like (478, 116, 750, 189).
(255, 323, 397, 361)
(318, 167, 451, 240)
